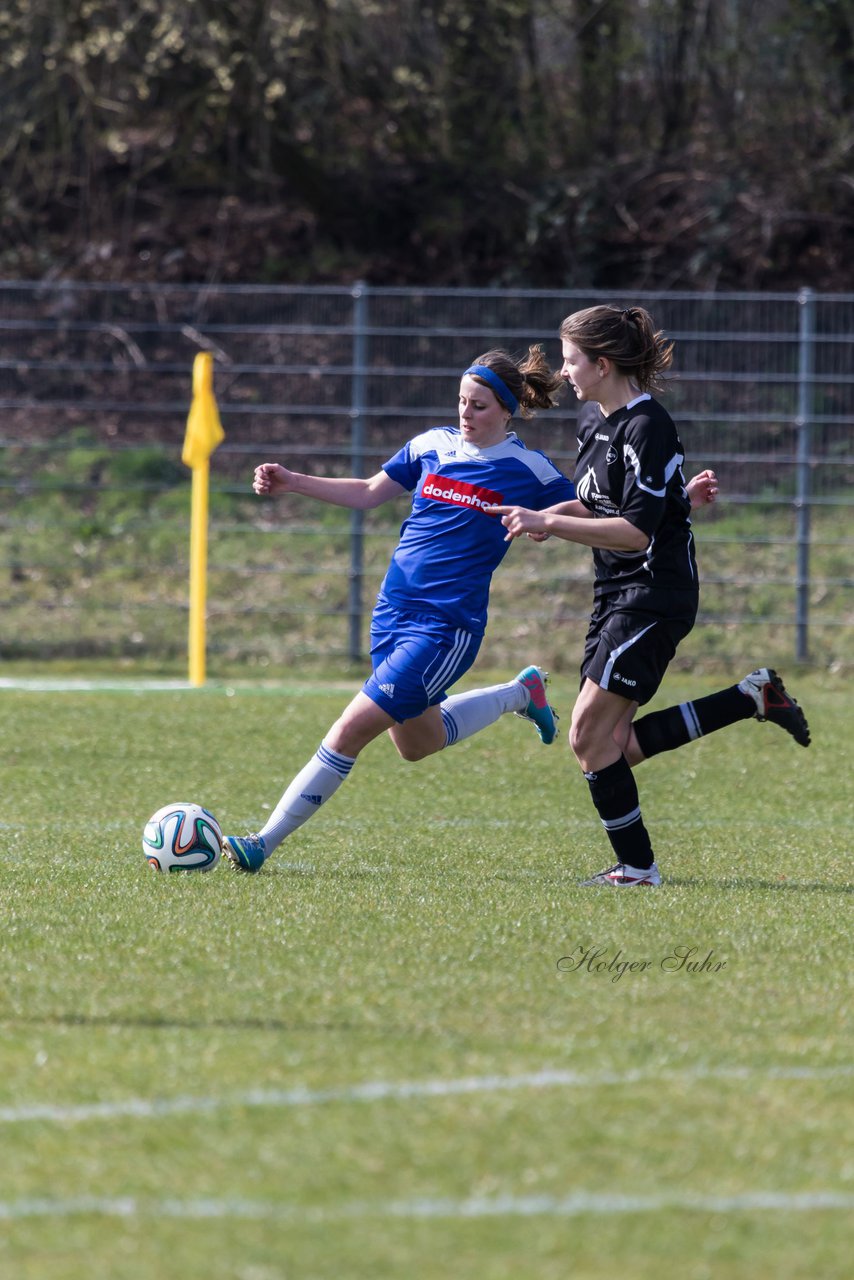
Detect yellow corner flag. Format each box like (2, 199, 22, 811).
(183, 353, 225, 686)
(182, 352, 225, 468)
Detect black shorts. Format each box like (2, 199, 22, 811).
(580, 585, 699, 706)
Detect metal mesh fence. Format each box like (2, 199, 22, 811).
(1, 282, 851, 674)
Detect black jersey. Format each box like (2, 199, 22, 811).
(574, 395, 697, 595)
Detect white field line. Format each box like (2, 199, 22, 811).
(0, 1189, 852, 1223)
(0, 678, 194, 692)
(0, 677, 358, 694)
(1, 1063, 851, 1127)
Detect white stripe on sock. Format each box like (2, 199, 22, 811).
(679, 701, 702, 740)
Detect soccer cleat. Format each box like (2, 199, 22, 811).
(737, 668, 811, 747)
(581, 862, 662, 887)
(222, 833, 267, 873)
(514, 665, 559, 744)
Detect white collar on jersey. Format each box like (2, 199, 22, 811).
(460, 431, 520, 460)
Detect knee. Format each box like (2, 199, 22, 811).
(394, 742, 432, 763)
(568, 724, 587, 765)
(325, 728, 366, 758)
(389, 723, 445, 763)
(569, 712, 594, 762)
(569, 709, 612, 771)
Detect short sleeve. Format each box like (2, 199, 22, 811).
(382, 441, 422, 493)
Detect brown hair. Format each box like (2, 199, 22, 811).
(559, 305, 674, 393)
(467, 345, 563, 419)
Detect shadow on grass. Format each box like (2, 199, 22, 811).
(666, 875, 854, 895)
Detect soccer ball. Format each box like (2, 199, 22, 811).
(143, 802, 222, 872)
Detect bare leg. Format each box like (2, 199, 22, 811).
(570, 680, 638, 772)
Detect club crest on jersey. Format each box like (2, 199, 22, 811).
(421, 472, 504, 515)
(576, 465, 605, 505)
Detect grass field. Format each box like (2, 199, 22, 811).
(0, 668, 851, 1279)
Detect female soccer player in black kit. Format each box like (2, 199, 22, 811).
(491, 305, 810, 887)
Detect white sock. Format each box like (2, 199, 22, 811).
(440, 679, 527, 747)
(259, 740, 356, 853)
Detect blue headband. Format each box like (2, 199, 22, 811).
(464, 364, 519, 416)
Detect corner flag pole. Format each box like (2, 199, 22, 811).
(182, 353, 225, 687)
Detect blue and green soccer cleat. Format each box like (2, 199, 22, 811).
(222, 833, 268, 873)
(514, 665, 559, 745)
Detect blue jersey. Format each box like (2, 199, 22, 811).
(379, 426, 575, 634)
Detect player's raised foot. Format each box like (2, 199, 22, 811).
(737, 667, 811, 747)
(581, 862, 662, 887)
(222, 833, 267, 873)
(514, 665, 559, 745)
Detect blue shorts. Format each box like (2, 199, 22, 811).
(363, 604, 482, 723)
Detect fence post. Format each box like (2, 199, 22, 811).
(795, 288, 815, 663)
(348, 282, 368, 662)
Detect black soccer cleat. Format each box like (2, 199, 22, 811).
(738, 668, 811, 747)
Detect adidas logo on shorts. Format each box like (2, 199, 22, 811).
(379, 682, 395, 697)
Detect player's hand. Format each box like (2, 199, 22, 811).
(686, 469, 718, 507)
(253, 462, 294, 496)
(485, 504, 546, 542)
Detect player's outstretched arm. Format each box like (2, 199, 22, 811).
(253, 463, 406, 510)
(488, 504, 648, 551)
(686, 469, 718, 508)
(514, 498, 592, 542)
(543, 498, 592, 519)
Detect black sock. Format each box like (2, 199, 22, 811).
(634, 685, 754, 759)
(584, 756, 654, 870)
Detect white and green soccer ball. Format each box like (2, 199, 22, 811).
(143, 802, 222, 872)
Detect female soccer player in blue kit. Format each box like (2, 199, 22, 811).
(492, 306, 810, 887)
(221, 346, 575, 870)
(224, 340, 720, 873)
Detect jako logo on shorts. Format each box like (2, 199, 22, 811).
(422, 474, 504, 514)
